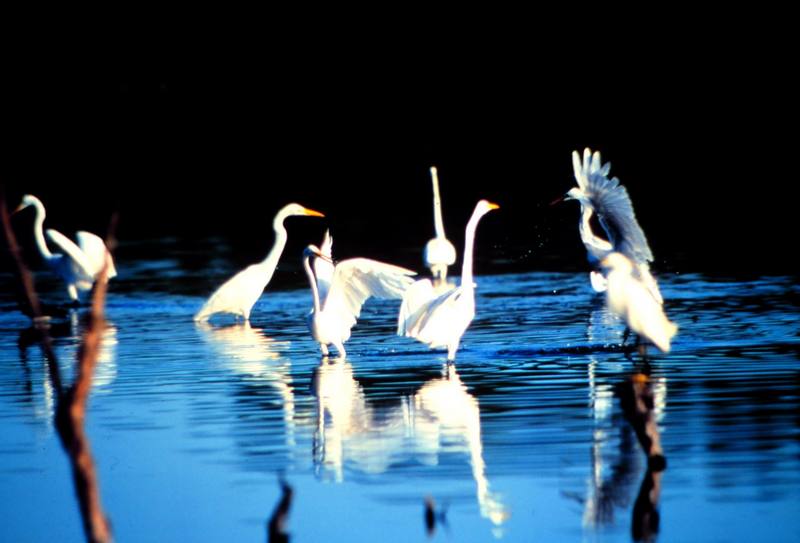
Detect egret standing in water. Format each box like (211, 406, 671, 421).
(601, 252, 677, 353)
(398, 200, 499, 361)
(562, 148, 662, 304)
(303, 236, 416, 358)
(423, 166, 457, 291)
(194, 203, 324, 322)
(14, 194, 116, 302)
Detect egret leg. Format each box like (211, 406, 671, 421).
(67, 284, 79, 302)
(447, 343, 458, 362)
(333, 342, 346, 359)
(622, 327, 632, 346)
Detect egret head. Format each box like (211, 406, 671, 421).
(303, 244, 332, 263)
(14, 194, 41, 213)
(600, 252, 633, 274)
(475, 199, 500, 217)
(564, 187, 587, 203)
(281, 203, 325, 218)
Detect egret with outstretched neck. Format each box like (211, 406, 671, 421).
(303, 235, 416, 358)
(423, 166, 457, 290)
(194, 203, 324, 322)
(14, 194, 116, 302)
(399, 200, 499, 361)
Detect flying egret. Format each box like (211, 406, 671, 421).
(194, 203, 324, 322)
(303, 237, 416, 358)
(563, 148, 662, 304)
(601, 252, 677, 353)
(14, 194, 116, 302)
(423, 166, 457, 291)
(398, 200, 499, 361)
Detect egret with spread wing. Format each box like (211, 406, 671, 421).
(194, 203, 324, 322)
(563, 148, 662, 304)
(398, 200, 499, 361)
(423, 166, 457, 291)
(14, 194, 116, 302)
(601, 252, 677, 353)
(303, 236, 416, 358)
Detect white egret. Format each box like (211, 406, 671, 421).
(194, 203, 324, 322)
(423, 166, 457, 290)
(14, 194, 116, 302)
(398, 200, 499, 361)
(303, 239, 416, 358)
(565, 148, 662, 304)
(601, 252, 677, 353)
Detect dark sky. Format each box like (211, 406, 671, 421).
(3, 54, 794, 276)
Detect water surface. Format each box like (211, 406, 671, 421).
(1, 243, 798, 542)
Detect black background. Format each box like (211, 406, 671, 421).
(3, 41, 795, 278)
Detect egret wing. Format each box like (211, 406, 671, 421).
(46, 229, 95, 281)
(575, 149, 654, 264)
(397, 278, 436, 336)
(402, 286, 467, 346)
(323, 258, 416, 330)
(76, 231, 117, 279)
(314, 230, 335, 302)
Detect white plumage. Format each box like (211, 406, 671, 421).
(194, 203, 324, 322)
(422, 166, 457, 290)
(15, 194, 116, 302)
(399, 199, 499, 361)
(601, 252, 677, 353)
(304, 236, 416, 358)
(566, 148, 662, 305)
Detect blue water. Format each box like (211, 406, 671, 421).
(1, 241, 799, 542)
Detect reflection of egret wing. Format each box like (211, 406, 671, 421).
(76, 231, 117, 279)
(401, 286, 468, 348)
(323, 258, 416, 330)
(45, 229, 95, 282)
(314, 230, 335, 302)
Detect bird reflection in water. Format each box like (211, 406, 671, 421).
(580, 306, 666, 539)
(197, 322, 296, 448)
(311, 358, 509, 529)
(17, 312, 118, 428)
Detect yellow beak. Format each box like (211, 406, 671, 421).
(303, 208, 325, 218)
(487, 202, 500, 210)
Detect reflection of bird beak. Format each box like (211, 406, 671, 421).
(303, 208, 325, 217)
(487, 202, 500, 210)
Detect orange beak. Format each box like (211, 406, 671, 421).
(487, 202, 500, 210)
(303, 208, 325, 218)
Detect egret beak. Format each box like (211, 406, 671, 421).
(487, 202, 500, 210)
(12, 202, 27, 215)
(304, 245, 333, 263)
(549, 195, 567, 206)
(303, 208, 325, 218)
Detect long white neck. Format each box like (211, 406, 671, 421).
(579, 203, 612, 259)
(303, 254, 322, 313)
(431, 167, 446, 239)
(256, 210, 291, 277)
(29, 198, 54, 260)
(460, 208, 484, 289)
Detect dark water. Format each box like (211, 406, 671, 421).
(1, 242, 799, 542)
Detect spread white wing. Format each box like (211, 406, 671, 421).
(76, 231, 117, 279)
(322, 258, 416, 331)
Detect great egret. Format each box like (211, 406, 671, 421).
(423, 166, 457, 290)
(564, 148, 662, 304)
(303, 238, 416, 358)
(398, 200, 499, 361)
(601, 252, 677, 353)
(14, 194, 116, 302)
(194, 203, 324, 322)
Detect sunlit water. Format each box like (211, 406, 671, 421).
(1, 247, 799, 542)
